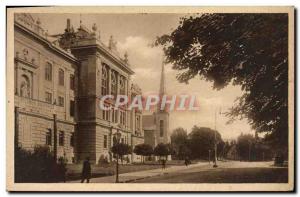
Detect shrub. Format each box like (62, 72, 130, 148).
(15, 145, 66, 182)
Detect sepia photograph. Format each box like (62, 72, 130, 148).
(6, 6, 294, 191)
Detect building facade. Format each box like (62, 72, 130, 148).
(14, 14, 144, 164)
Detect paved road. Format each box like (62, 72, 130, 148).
(132, 161, 288, 183)
(69, 161, 208, 183)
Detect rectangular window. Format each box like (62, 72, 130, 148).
(58, 68, 64, 86)
(102, 105, 110, 121)
(112, 110, 118, 123)
(45, 63, 52, 81)
(58, 96, 64, 107)
(136, 115, 140, 132)
(70, 74, 75, 90)
(45, 92, 52, 103)
(46, 129, 52, 146)
(59, 131, 64, 146)
(70, 100, 75, 117)
(120, 111, 125, 125)
(70, 133, 74, 147)
(104, 135, 107, 148)
(160, 120, 164, 137)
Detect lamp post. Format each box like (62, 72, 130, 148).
(208, 149, 211, 164)
(213, 110, 218, 168)
(248, 140, 252, 162)
(114, 131, 122, 183)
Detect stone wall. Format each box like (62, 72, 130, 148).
(17, 112, 75, 163)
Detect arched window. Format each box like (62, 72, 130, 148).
(101, 65, 108, 95)
(58, 68, 64, 86)
(111, 71, 117, 96)
(20, 75, 31, 98)
(119, 76, 125, 95)
(45, 62, 52, 81)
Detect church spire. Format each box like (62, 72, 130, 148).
(159, 62, 166, 97)
(158, 61, 167, 112)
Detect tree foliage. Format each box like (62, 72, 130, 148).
(187, 126, 223, 160)
(236, 133, 274, 161)
(15, 145, 67, 182)
(156, 14, 288, 148)
(154, 143, 171, 159)
(133, 143, 153, 163)
(170, 127, 190, 159)
(111, 143, 132, 156)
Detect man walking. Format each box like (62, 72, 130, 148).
(81, 157, 91, 183)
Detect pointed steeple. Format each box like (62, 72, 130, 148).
(158, 61, 167, 112)
(159, 62, 166, 97)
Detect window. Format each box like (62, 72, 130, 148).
(120, 110, 126, 125)
(101, 65, 108, 95)
(46, 129, 52, 146)
(58, 96, 64, 107)
(111, 71, 117, 96)
(119, 77, 125, 95)
(135, 115, 140, 133)
(103, 135, 107, 148)
(70, 100, 75, 117)
(58, 68, 64, 86)
(70, 74, 75, 90)
(112, 110, 118, 123)
(102, 104, 110, 121)
(121, 138, 124, 144)
(20, 75, 31, 98)
(160, 120, 164, 137)
(70, 133, 74, 147)
(59, 131, 64, 146)
(45, 92, 52, 103)
(45, 62, 52, 81)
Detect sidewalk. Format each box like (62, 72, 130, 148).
(69, 162, 208, 183)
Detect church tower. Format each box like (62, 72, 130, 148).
(155, 62, 170, 145)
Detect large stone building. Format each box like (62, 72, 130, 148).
(14, 13, 144, 164)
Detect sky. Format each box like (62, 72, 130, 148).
(32, 13, 254, 140)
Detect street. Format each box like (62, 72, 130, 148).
(132, 161, 288, 183)
(73, 160, 288, 183)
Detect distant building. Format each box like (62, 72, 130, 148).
(142, 63, 170, 149)
(14, 14, 144, 164)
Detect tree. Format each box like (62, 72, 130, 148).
(187, 126, 223, 160)
(133, 143, 153, 163)
(236, 133, 256, 161)
(154, 143, 170, 160)
(111, 143, 132, 163)
(156, 14, 288, 150)
(170, 127, 189, 159)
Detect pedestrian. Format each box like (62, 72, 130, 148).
(81, 157, 91, 183)
(184, 157, 189, 167)
(162, 159, 166, 169)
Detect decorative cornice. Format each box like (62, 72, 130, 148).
(14, 22, 78, 64)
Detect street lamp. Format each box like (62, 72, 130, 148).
(213, 110, 218, 168)
(114, 130, 122, 183)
